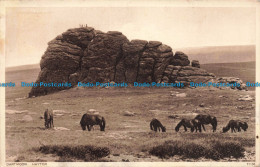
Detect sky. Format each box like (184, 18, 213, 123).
(5, 7, 256, 67)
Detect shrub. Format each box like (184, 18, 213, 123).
(149, 139, 245, 160)
(38, 145, 110, 161)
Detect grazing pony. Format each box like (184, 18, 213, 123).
(175, 118, 201, 132)
(80, 113, 106, 131)
(150, 118, 166, 132)
(44, 109, 54, 129)
(194, 114, 217, 132)
(222, 120, 248, 133)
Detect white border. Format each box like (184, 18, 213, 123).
(0, 0, 259, 167)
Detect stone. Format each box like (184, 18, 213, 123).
(191, 60, 200, 68)
(21, 115, 33, 122)
(123, 111, 135, 116)
(170, 51, 190, 66)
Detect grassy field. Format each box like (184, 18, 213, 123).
(5, 64, 256, 162)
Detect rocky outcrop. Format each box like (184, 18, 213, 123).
(215, 77, 247, 90)
(29, 25, 216, 97)
(161, 66, 215, 86)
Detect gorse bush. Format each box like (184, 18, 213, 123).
(38, 145, 110, 161)
(149, 140, 245, 160)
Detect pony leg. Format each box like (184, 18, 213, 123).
(202, 124, 206, 131)
(52, 118, 54, 128)
(87, 125, 91, 131)
(198, 124, 202, 132)
(184, 126, 187, 132)
(155, 127, 157, 132)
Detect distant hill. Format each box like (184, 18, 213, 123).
(178, 45, 255, 64)
(201, 61, 255, 84)
(6, 64, 40, 72)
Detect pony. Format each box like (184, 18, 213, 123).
(175, 118, 201, 132)
(44, 109, 54, 129)
(150, 118, 166, 132)
(80, 113, 106, 131)
(222, 120, 248, 133)
(194, 114, 217, 132)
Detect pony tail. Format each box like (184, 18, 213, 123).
(102, 117, 106, 130)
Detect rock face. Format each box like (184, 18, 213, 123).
(29, 26, 216, 97)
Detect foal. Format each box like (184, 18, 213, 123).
(150, 118, 166, 132)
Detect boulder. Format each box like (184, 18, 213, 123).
(191, 60, 200, 68)
(170, 51, 190, 66)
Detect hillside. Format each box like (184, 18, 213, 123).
(201, 61, 255, 84)
(179, 45, 255, 64)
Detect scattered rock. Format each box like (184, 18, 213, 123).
(214, 77, 248, 91)
(54, 127, 70, 131)
(123, 111, 135, 116)
(238, 95, 253, 101)
(176, 93, 187, 97)
(21, 115, 33, 122)
(53, 110, 68, 114)
(199, 103, 205, 107)
(88, 109, 99, 115)
(6, 110, 28, 114)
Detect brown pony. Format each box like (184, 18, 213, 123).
(222, 120, 248, 133)
(175, 118, 201, 132)
(80, 113, 106, 131)
(194, 114, 217, 132)
(44, 109, 54, 129)
(150, 118, 166, 132)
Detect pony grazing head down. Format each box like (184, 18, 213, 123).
(240, 122, 248, 131)
(161, 126, 166, 132)
(80, 113, 106, 131)
(222, 126, 229, 133)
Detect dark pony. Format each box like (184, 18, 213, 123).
(150, 118, 166, 132)
(223, 120, 248, 133)
(44, 109, 54, 129)
(194, 114, 217, 132)
(80, 113, 106, 131)
(175, 118, 201, 132)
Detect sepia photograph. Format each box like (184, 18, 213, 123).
(0, 1, 259, 166)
